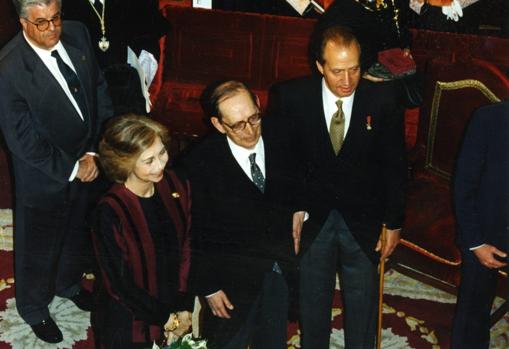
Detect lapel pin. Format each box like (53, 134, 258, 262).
(366, 115, 372, 131)
(171, 192, 180, 198)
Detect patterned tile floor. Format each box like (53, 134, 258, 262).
(0, 209, 507, 348)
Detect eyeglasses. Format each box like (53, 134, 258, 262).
(221, 112, 262, 132)
(24, 13, 62, 32)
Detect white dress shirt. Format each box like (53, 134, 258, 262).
(322, 78, 355, 140)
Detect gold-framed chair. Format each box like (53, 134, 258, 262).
(392, 57, 509, 325)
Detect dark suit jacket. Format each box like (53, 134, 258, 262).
(454, 101, 509, 252)
(268, 76, 407, 262)
(0, 21, 113, 208)
(178, 120, 302, 334)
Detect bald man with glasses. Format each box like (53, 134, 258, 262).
(0, 0, 112, 343)
(179, 80, 306, 349)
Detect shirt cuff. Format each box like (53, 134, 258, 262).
(69, 161, 79, 182)
(470, 244, 486, 251)
(205, 290, 221, 298)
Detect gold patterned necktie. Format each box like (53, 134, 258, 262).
(329, 99, 345, 155)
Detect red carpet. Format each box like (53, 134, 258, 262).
(0, 209, 507, 348)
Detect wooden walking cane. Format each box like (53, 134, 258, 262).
(377, 224, 387, 349)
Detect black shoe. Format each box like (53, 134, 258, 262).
(69, 289, 94, 311)
(30, 318, 63, 343)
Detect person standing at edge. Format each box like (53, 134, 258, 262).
(0, 0, 113, 343)
(269, 26, 407, 349)
(451, 101, 509, 349)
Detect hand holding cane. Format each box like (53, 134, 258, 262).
(377, 224, 387, 349)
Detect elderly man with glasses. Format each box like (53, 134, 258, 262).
(178, 80, 306, 349)
(0, 0, 112, 343)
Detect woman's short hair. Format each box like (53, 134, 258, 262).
(99, 114, 170, 183)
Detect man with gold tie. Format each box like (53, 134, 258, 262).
(269, 25, 407, 349)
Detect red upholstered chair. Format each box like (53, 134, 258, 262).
(392, 56, 509, 324)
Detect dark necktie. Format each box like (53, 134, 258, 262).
(51, 50, 88, 119)
(249, 153, 265, 193)
(329, 99, 345, 155)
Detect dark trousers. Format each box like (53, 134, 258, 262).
(205, 270, 289, 349)
(451, 249, 504, 349)
(14, 184, 92, 325)
(299, 210, 378, 349)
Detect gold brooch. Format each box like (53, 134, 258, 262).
(171, 192, 180, 198)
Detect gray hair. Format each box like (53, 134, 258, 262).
(12, 0, 61, 18)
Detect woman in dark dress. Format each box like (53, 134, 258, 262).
(93, 114, 193, 348)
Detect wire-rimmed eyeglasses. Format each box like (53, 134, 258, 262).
(221, 112, 262, 132)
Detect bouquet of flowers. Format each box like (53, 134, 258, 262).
(152, 333, 207, 349)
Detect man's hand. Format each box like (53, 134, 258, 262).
(473, 244, 508, 269)
(375, 228, 401, 260)
(292, 211, 306, 255)
(206, 290, 234, 319)
(76, 154, 98, 182)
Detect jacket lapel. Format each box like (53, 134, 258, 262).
(18, 36, 84, 125)
(310, 77, 337, 158)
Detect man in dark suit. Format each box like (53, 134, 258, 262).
(0, 0, 112, 343)
(269, 26, 407, 348)
(451, 101, 509, 349)
(180, 81, 305, 349)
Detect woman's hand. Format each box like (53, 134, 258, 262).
(164, 311, 193, 344)
(164, 313, 179, 332)
(174, 311, 192, 336)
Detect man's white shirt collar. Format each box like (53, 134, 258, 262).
(227, 136, 265, 179)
